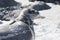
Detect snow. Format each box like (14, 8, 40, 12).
(34, 3, 60, 40)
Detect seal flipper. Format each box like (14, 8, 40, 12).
(10, 21, 16, 25)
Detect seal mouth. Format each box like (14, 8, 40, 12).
(34, 14, 45, 19)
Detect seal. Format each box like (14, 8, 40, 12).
(0, 8, 40, 40)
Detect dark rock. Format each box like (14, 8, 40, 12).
(37, 0, 54, 3)
(0, 0, 21, 7)
(0, 6, 21, 21)
(0, 0, 21, 21)
(36, 0, 60, 4)
(32, 2, 51, 11)
(29, 0, 36, 2)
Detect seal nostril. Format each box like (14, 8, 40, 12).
(35, 11, 39, 15)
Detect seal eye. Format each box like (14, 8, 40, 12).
(28, 9, 31, 13)
(28, 9, 35, 14)
(31, 10, 35, 13)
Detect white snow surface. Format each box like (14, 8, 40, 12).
(0, 0, 60, 40)
(34, 3, 60, 40)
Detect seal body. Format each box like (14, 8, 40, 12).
(0, 21, 33, 40)
(0, 6, 40, 40)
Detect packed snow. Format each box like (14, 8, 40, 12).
(34, 3, 60, 40)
